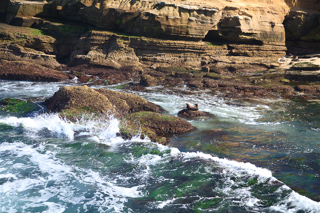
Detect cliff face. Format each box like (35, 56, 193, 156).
(3, 0, 320, 70)
(6, 0, 289, 45)
(284, 0, 320, 54)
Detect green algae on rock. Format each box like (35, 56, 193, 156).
(44, 86, 193, 143)
(0, 98, 40, 113)
(119, 111, 196, 144)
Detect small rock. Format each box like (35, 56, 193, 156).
(178, 109, 214, 119)
(140, 74, 158, 87)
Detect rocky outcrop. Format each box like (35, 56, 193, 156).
(0, 60, 72, 81)
(45, 85, 164, 116)
(38, 0, 288, 45)
(0, 25, 59, 68)
(4, 0, 289, 65)
(283, 0, 320, 54)
(140, 74, 159, 87)
(120, 111, 196, 144)
(45, 85, 194, 143)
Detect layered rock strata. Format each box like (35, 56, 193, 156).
(3, 0, 291, 67)
(284, 0, 320, 54)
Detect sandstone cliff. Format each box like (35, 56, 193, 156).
(2, 0, 320, 71)
(3, 0, 291, 67)
(284, 0, 320, 54)
(6, 0, 289, 44)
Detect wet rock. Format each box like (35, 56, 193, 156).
(69, 65, 140, 85)
(45, 85, 165, 117)
(120, 111, 196, 144)
(203, 79, 218, 88)
(187, 79, 203, 88)
(0, 98, 40, 113)
(200, 129, 228, 140)
(96, 88, 165, 114)
(45, 85, 114, 116)
(45, 86, 194, 144)
(163, 77, 185, 87)
(270, 85, 295, 97)
(291, 62, 320, 71)
(0, 60, 72, 82)
(295, 85, 320, 93)
(285, 71, 320, 82)
(178, 109, 213, 119)
(140, 74, 158, 87)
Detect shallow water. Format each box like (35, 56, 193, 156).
(0, 80, 320, 212)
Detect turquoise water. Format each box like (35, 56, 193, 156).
(0, 81, 320, 212)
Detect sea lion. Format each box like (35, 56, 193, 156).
(186, 103, 199, 111)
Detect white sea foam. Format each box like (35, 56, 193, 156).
(156, 198, 177, 209)
(0, 114, 75, 140)
(0, 113, 126, 145)
(270, 185, 320, 213)
(0, 83, 319, 212)
(0, 141, 143, 212)
(170, 150, 273, 179)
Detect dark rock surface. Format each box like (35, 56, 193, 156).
(178, 109, 213, 119)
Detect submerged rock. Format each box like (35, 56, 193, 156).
(0, 98, 40, 113)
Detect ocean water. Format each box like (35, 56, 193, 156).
(0, 80, 320, 212)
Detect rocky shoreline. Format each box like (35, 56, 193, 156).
(1, 19, 320, 101)
(2, 0, 320, 143)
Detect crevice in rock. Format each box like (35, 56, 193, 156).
(203, 30, 228, 43)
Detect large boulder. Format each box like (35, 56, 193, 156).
(45, 85, 164, 117)
(45, 85, 115, 115)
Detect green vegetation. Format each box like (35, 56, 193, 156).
(247, 178, 258, 186)
(159, 66, 188, 73)
(30, 28, 47, 36)
(0, 98, 40, 113)
(60, 106, 99, 121)
(205, 73, 221, 79)
(111, 83, 129, 89)
(116, 18, 122, 26)
(292, 62, 319, 68)
(205, 41, 224, 47)
(194, 198, 223, 212)
(281, 78, 290, 83)
(39, 22, 88, 36)
(120, 111, 184, 143)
